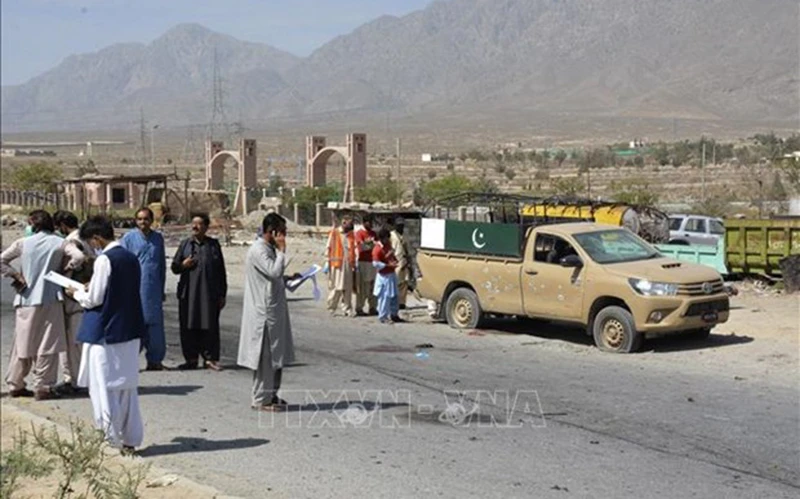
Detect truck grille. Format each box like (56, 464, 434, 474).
(677, 279, 724, 296)
(685, 299, 730, 317)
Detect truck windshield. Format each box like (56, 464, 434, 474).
(573, 229, 660, 264)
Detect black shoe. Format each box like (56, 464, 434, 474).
(54, 383, 77, 396)
(9, 388, 34, 398)
(177, 362, 199, 370)
(399, 304, 407, 310)
(145, 363, 166, 371)
(34, 388, 61, 401)
(391, 315, 405, 323)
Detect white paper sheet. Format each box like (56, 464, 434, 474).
(43, 270, 84, 290)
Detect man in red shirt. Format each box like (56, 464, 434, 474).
(371, 228, 401, 324)
(354, 214, 378, 316)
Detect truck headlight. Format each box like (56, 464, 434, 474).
(628, 278, 678, 297)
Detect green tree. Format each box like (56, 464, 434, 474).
(554, 150, 568, 168)
(9, 162, 62, 192)
(355, 178, 403, 204)
(609, 178, 659, 206)
(551, 177, 584, 197)
(653, 143, 670, 166)
(770, 170, 788, 200)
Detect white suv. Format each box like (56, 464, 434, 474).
(668, 214, 725, 246)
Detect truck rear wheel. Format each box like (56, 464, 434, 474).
(445, 288, 483, 329)
(592, 306, 643, 353)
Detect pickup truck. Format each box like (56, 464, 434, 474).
(415, 219, 730, 353)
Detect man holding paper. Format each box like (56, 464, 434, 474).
(1, 210, 66, 400)
(237, 213, 296, 411)
(67, 215, 145, 453)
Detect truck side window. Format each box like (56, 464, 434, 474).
(709, 220, 725, 235)
(534, 234, 577, 264)
(669, 217, 683, 231)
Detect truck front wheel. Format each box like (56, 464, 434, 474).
(592, 306, 643, 353)
(445, 288, 483, 329)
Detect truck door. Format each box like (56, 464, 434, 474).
(683, 217, 708, 245)
(521, 233, 585, 320)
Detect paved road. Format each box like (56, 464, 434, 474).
(1, 279, 798, 498)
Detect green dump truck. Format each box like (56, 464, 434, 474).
(656, 217, 800, 277)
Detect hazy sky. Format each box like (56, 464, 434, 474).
(1, 0, 433, 86)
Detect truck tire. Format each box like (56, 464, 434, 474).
(592, 306, 643, 353)
(445, 288, 483, 329)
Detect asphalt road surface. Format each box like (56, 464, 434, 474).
(1, 281, 798, 499)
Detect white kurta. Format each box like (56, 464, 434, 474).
(73, 241, 143, 448)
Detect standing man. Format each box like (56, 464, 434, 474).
(1, 210, 66, 400)
(372, 228, 401, 324)
(120, 207, 167, 371)
(237, 213, 295, 411)
(171, 213, 227, 371)
(390, 217, 410, 310)
(54, 210, 93, 395)
(354, 214, 377, 316)
(325, 216, 356, 317)
(68, 215, 145, 454)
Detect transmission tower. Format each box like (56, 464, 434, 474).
(181, 124, 204, 166)
(208, 48, 233, 146)
(138, 108, 148, 167)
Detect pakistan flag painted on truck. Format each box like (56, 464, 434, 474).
(420, 218, 522, 257)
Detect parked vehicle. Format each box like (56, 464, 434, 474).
(415, 219, 729, 353)
(668, 214, 725, 246)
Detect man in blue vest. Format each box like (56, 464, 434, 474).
(67, 215, 145, 454)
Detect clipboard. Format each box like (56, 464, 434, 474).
(286, 264, 322, 292)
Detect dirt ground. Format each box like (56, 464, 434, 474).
(0, 403, 227, 499)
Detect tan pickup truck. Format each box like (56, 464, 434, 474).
(415, 220, 730, 353)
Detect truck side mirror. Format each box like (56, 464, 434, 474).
(560, 255, 583, 268)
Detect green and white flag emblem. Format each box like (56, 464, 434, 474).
(420, 218, 522, 257)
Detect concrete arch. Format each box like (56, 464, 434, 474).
(306, 134, 366, 202)
(204, 139, 257, 215)
(207, 150, 241, 191)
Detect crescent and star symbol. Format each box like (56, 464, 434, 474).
(471, 228, 487, 249)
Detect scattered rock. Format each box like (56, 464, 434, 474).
(590, 440, 599, 445)
(687, 397, 695, 403)
(146, 474, 180, 488)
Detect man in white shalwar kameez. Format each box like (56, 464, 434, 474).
(67, 216, 145, 453)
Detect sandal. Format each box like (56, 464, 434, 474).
(204, 360, 223, 371)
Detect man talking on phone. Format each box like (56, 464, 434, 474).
(237, 213, 298, 411)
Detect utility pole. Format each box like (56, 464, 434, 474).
(701, 139, 706, 203)
(139, 108, 147, 167)
(150, 124, 159, 168)
(396, 138, 402, 205)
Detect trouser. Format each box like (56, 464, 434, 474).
(356, 262, 377, 313)
(180, 327, 221, 364)
(376, 293, 399, 321)
(327, 268, 354, 316)
(252, 334, 283, 406)
(142, 322, 166, 364)
(5, 343, 59, 392)
(61, 306, 83, 385)
(84, 342, 143, 449)
(396, 268, 409, 307)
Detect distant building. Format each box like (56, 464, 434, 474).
(421, 154, 432, 162)
(1, 148, 56, 157)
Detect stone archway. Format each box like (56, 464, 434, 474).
(205, 138, 257, 215)
(306, 134, 366, 202)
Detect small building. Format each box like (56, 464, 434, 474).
(421, 154, 432, 163)
(61, 173, 175, 218)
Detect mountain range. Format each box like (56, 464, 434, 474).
(2, 0, 798, 133)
